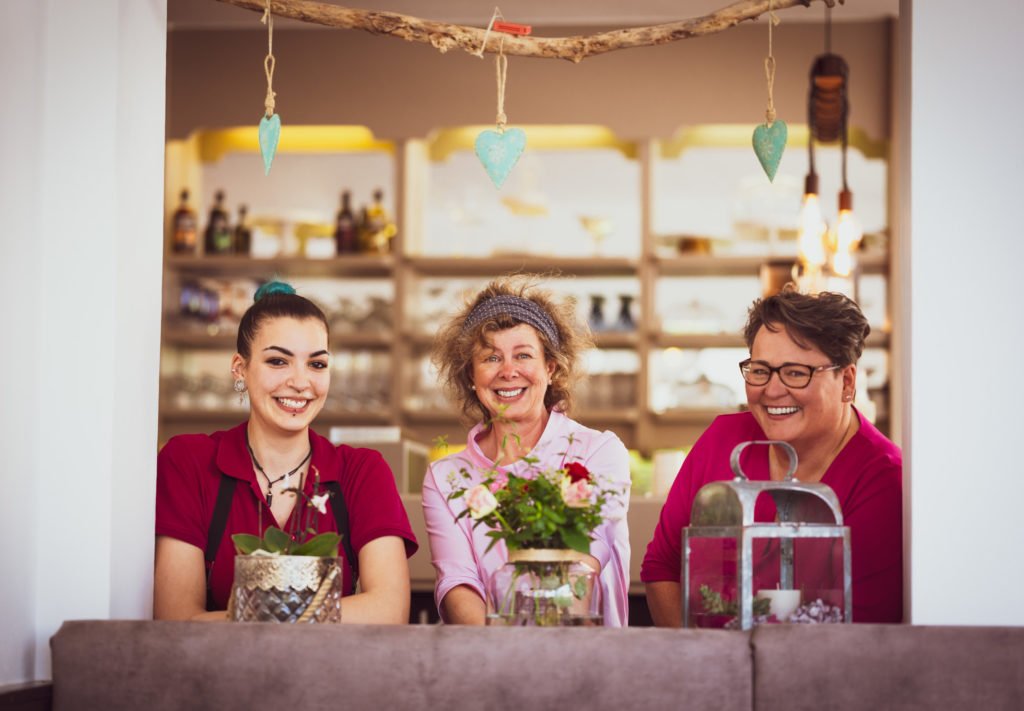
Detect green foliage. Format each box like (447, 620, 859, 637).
(231, 467, 341, 557)
(699, 584, 772, 617)
(447, 434, 624, 555)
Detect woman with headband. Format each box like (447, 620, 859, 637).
(422, 276, 631, 625)
(154, 281, 418, 622)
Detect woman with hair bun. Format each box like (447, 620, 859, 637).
(155, 281, 417, 622)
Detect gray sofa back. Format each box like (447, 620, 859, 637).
(51, 621, 752, 711)
(751, 624, 1024, 711)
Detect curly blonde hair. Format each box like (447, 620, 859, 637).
(431, 275, 592, 425)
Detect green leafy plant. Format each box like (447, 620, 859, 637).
(699, 584, 772, 617)
(445, 433, 619, 555)
(232, 466, 342, 557)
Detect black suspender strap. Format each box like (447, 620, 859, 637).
(323, 480, 359, 596)
(204, 474, 237, 611)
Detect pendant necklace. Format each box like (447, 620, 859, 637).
(247, 441, 312, 507)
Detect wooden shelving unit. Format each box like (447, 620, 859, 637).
(160, 127, 891, 455)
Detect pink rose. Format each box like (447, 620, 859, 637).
(560, 477, 594, 509)
(488, 472, 509, 493)
(466, 484, 498, 519)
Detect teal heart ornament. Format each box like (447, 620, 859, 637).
(474, 127, 527, 189)
(259, 113, 281, 176)
(752, 119, 788, 182)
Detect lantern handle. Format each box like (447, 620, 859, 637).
(730, 440, 798, 481)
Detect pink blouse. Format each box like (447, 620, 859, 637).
(422, 410, 632, 626)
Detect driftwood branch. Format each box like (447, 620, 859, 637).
(213, 0, 841, 63)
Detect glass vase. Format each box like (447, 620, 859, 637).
(228, 555, 343, 623)
(486, 549, 602, 627)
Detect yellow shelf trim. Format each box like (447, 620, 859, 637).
(183, 125, 395, 163)
(426, 125, 638, 162)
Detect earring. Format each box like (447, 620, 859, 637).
(470, 384, 476, 391)
(234, 378, 247, 405)
(843, 392, 853, 402)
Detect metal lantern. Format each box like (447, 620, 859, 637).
(682, 440, 851, 629)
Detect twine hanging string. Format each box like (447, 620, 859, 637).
(473, 6, 502, 59)
(475, 7, 509, 132)
(764, 0, 779, 125)
(262, 0, 276, 117)
(495, 46, 508, 131)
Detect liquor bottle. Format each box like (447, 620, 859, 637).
(203, 190, 232, 255)
(171, 189, 198, 254)
(233, 204, 252, 256)
(333, 190, 358, 254)
(360, 188, 396, 254)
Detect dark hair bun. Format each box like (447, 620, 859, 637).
(254, 280, 296, 302)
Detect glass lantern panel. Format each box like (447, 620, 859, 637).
(686, 533, 847, 628)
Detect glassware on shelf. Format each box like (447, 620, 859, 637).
(614, 294, 636, 332)
(203, 189, 233, 256)
(171, 189, 198, 254)
(580, 349, 639, 411)
(328, 351, 391, 414)
(588, 295, 606, 332)
(579, 215, 612, 256)
(648, 348, 746, 413)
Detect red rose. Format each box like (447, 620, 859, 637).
(565, 462, 591, 483)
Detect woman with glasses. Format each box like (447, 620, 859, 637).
(641, 285, 902, 624)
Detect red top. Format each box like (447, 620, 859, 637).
(641, 410, 903, 623)
(157, 422, 418, 610)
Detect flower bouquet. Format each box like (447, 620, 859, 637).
(228, 467, 344, 623)
(446, 440, 621, 626)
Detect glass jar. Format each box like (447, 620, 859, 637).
(486, 549, 602, 627)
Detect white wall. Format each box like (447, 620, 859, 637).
(0, 0, 166, 683)
(902, 0, 1024, 624)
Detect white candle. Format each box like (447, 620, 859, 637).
(757, 588, 801, 621)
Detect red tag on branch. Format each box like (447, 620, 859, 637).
(493, 21, 532, 36)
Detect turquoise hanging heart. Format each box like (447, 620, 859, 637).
(752, 119, 788, 182)
(259, 113, 281, 176)
(474, 127, 526, 189)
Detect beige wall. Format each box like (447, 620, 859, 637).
(168, 20, 891, 140)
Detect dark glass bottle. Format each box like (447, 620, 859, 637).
(233, 204, 252, 256)
(203, 190, 232, 255)
(588, 294, 606, 332)
(171, 189, 198, 254)
(333, 190, 358, 254)
(615, 294, 636, 331)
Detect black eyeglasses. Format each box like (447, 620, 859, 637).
(739, 359, 841, 389)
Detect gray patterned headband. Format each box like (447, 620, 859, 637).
(462, 294, 561, 348)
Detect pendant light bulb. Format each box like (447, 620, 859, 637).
(797, 174, 827, 269)
(831, 189, 862, 277)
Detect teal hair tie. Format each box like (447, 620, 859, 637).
(254, 280, 296, 302)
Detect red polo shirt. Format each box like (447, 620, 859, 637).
(156, 422, 418, 610)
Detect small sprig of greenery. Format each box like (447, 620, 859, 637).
(232, 466, 342, 557)
(699, 584, 772, 617)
